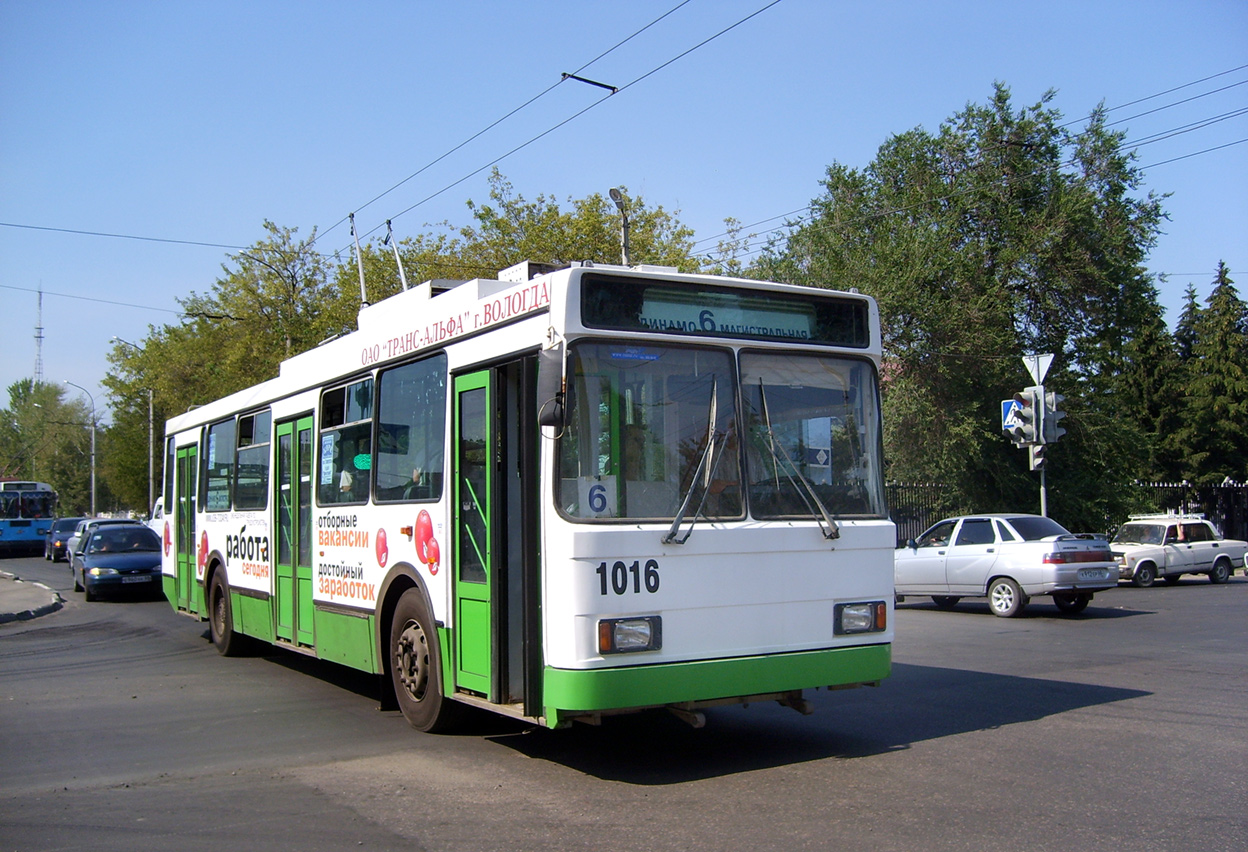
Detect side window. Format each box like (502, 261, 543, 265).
(204, 418, 236, 512)
(1164, 525, 1179, 544)
(955, 519, 995, 546)
(234, 410, 272, 510)
(995, 519, 1020, 542)
(1184, 522, 1211, 542)
(917, 520, 956, 548)
(163, 436, 175, 511)
(375, 355, 447, 503)
(319, 377, 373, 505)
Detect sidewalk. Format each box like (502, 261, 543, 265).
(0, 570, 63, 624)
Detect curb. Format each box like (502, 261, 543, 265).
(0, 570, 65, 625)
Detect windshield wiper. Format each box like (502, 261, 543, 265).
(663, 378, 722, 545)
(756, 381, 840, 541)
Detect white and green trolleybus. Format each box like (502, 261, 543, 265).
(159, 260, 893, 731)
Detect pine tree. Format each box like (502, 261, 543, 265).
(1175, 262, 1248, 483)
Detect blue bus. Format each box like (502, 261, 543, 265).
(0, 481, 57, 556)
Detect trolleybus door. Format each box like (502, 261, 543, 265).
(174, 444, 198, 612)
(453, 371, 494, 696)
(275, 416, 315, 646)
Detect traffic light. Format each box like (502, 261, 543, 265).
(1005, 386, 1044, 445)
(1029, 443, 1047, 471)
(1044, 391, 1066, 443)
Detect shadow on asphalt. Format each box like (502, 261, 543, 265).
(486, 663, 1149, 784)
(894, 598, 1151, 619)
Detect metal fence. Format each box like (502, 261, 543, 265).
(1127, 480, 1248, 542)
(885, 481, 1248, 546)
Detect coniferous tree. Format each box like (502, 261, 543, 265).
(1174, 262, 1248, 483)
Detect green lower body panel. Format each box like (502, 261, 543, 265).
(234, 593, 274, 644)
(543, 643, 890, 725)
(313, 607, 377, 673)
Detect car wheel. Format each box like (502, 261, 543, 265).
(931, 596, 961, 609)
(1132, 563, 1157, 588)
(988, 578, 1027, 618)
(1209, 558, 1231, 584)
(1052, 592, 1091, 614)
(72, 567, 83, 593)
(208, 571, 247, 656)
(390, 587, 462, 733)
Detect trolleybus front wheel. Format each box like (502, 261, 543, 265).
(390, 587, 461, 733)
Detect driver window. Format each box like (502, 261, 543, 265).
(917, 520, 955, 548)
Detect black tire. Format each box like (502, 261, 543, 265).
(931, 595, 961, 610)
(987, 577, 1027, 618)
(208, 570, 247, 656)
(1208, 558, 1231, 584)
(389, 587, 462, 733)
(1132, 563, 1157, 588)
(73, 566, 83, 593)
(1163, 573, 1181, 585)
(1053, 592, 1091, 615)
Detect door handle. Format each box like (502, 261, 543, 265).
(986, 548, 995, 552)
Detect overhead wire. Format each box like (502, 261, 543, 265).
(316, 0, 697, 244)
(344, 0, 787, 248)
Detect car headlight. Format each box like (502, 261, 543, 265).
(598, 616, 662, 654)
(88, 567, 119, 577)
(834, 601, 888, 635)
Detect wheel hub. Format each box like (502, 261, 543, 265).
(395, 621, 430, 702)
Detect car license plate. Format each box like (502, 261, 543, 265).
(121, 575, 152, 584)
(1078, 568, 1108, 581)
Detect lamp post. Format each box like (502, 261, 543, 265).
(64, 381, 96, 516)
(113, 337, 154, 513)
(609, 187, 630, 266)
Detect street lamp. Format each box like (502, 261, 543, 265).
(609, 187, 630, 266)
(64, 381, 96, 516)
(113, 337, 154, 513)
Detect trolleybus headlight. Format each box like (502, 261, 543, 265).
(834, 601, 887, 635)
(598, 616, 662, 654)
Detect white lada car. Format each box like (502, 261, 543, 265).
(1110, 514, 1248, 587)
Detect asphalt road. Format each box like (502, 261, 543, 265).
(2, 553, 1245, 852)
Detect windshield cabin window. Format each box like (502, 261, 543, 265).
(319, 378, 373, 505)
(558, 342, 741, 520)
(740, 352, 886, 519)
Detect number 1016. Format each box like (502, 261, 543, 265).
(596, 559, 660, 595)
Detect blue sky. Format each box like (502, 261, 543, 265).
(2, 0, 1245, 417)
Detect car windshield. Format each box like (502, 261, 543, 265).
(87, 527, 160, 553)
(1005, 516, 1071, 541)
(1112, 523, 1165, 545)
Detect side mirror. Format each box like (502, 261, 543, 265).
(537, 342, 565, 429)
(906, 538, 918, 549)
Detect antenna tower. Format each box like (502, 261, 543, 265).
(34, 287, 45, 384)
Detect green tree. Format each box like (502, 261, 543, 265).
(0, 380, 94, 514)
(751, 84, 1167, 525)
(102, 174, 703, 505)
(1173, 262, 1248, 483)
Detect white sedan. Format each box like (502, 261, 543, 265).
(895, 514, 1117, 617)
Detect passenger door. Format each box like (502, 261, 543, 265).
(173, 444, 198, 612)
(453, 371, 494, 697)
(944, 518, 1000, 593)
(274, 416, 315, 646)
